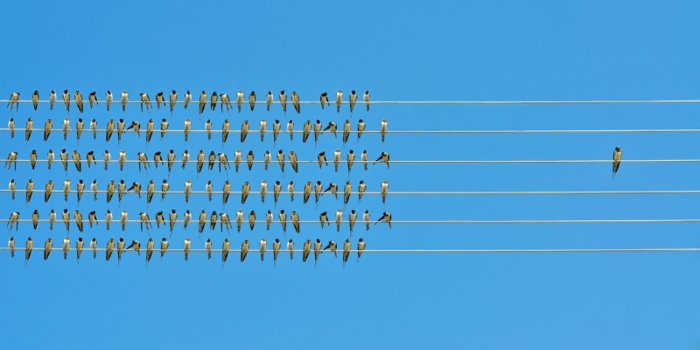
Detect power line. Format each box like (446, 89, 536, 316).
(3, 159, 700, 164)
(0, 247, 697, 253)
(5, 219, 699, 224)
(4, 99, 700, 105)
(4, 128, 700, 134)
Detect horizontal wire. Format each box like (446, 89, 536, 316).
(4, 128, 700, 134)
(3, 190, 700, 195)
(0, 247, 697, 253)
(3, 159, 700, 164)
(4, 219, 699, 224)
(4, 99, 700, 105)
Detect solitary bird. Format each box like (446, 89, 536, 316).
(612, 147, 622, 179)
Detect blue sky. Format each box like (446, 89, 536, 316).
(2, 0, 699, 348)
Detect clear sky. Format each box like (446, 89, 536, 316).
(1, 1, 699, 348)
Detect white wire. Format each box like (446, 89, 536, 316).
(0, 247, 697, 253)
(3, 190, 699, 195)
(4, 128, 700, 134)
(5, 219, 699, 224)
(4, 99, 700, 105)
(3, 159, 700, 164)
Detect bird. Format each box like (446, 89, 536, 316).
(259, 238, 267, 261)
(184, 238, 191, 261)
(106, 180, 115, 203)
(75, 90, 84, 113)
(86, 151, 95, 169)
(287, 120, 294, 141)
(288, 181, 295, 202)
(139, 93, 152, 114)
(236, 210, 244, 233)
(279, 210, 287, 234)
(156, 92, 165, 109)
(349, 90, 357, 114)
(137, 152, 150, 173)
(160, 238, 169, 261)
(61, 117, 71, 140)
(140, 212, 151, 233)
(314, 239, 323, 267)
(25, 237, 33, 264)
(127, 240, 141, 257)
(117, 180, 127, 204)
(249, 210, 256, 231)
(375, 212, 392, 229)
(362, 150, 369, 171)
(380, 119, 388, 142)
(183, 210, 192, 230)
(275, 150, 287, 174)
(287, 239, 294, 260)
(118, 150, 126, 171)
(303, 120, 311, 143)
(363, 91, 370, 111)
(117, 118, 126, 145)
(323, 182, 338, 199)
(106, 90, 113, 111)
(241, 120, 249, 142)
(292, 92, 300, 114)
(31, 90, 39, 110)
(8, 179, 15, 200)
(273, 181, 282, 207)
(220, 212, 230, 233)
(76, 237, 84, 264)
(155, 211, 164, 229)
(25, 118, 33, 143)
(612, 147, 622, 179)
(169, 90, 178, 116)
(169, 210, 177, 236)
(334, 149, 342, 171)
(236, 90, 244, 113)
(205, 238, 212, 260)
(59, 149, 69, 172)
(167, 150, 176, 175)
(241, 181, 250, 204)
(291, 211, 300, 233)
(31, 209, 38, 230)
(159, 119, 169, 142)
(342, 239, 351, 268)
(146, 119, 155, 143)
(374, 152, 390, 169)
(320, 212, 329, 229)
(320, 92, 329, 110)
(336, 90, 343, 112)
(303, 181, 313, 204)
(8, 237, 14, 258)
(184, 90, 192, 110)
(90, 180, 98, 201)
(120, 90, 129, 112)
(314, 181, 324, 205)
(117, 237, 126, 265)
(210, 211, 218, 232)
(241, 239, 249, 262)
(90, 237, 98, 259)
(6, 151, 18, 171)
(259, 119, 267, 142)
(289, 151, 299, 173)
(234, 149, 242, 172)
(62, 90, 71, 114)
(7, 118, 14, 138)
(88, 211, 97, 228)
(260, 180, 267, 203)
(43, 119, 53, 141)
(273, 239, 281, 266)
(347, 150, 356, 175)
(324, 121, 338, 138)
(183, 118, 191, 141)
(279, 90, 287, 115)
(335, 209, 343, 232)
(273, 120, 281, 145)
(44, 238, 53, 260)
(181, 150, 190, 170)
(50, 90, 57, 110)
(357, 238, 366, 262)
(363, 210, 371, 231)
(266, 91, 273, 111)
(196, 150, 205, 175)
(249, 91, 256, 111)
(318, 152, 328, 169)
(302, 239, 311, 262)
(146, 238, 155, 266)
(343, 120, 351, 145)
(198, 210, 207, 234)
(205, 119, 213, 140)
(222, 180, 231, 206)
(264, 150, 272, 170)
(222, 238, 230, 267)
(47, 149, 54, 170)
(120, 210, 128, 231)
(198, 90, 208, 115)
(324, 241, 338, 258)
(26, 178, 35, 204)
(147, 180, 156, 206)
(104, 211, 110, 231)
(72, 150, 82, 172)
(348, 210, 357, 234)
(381, 180, 389, 203)
(220, 93, 230, 113)
(76, 180, 85, 205)
(106, 119, 114, 142)
(63, 178, 71, 202)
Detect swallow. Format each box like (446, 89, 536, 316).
(61, 117, 71, 140)
(266, 91, 273, 111)
(361, 150, 368, 171)
(106, 119, 114, 142)
(342, 239, 351, 268)
(183, 238, 191, 261)
(195, 150, 205, 174)
(244, 150, 254, 171)
(334, 209, 344, 232)
(167, 150, 176, 174)
(59, 149, 70, 172)
(240, 239, 249, 262)
(26, 118, 33, 142)
(205, 238, 212, 260)
(88, 211, 97, 228)
(30, 150, 37, 170)
(120, 90, 128, 112)
(374, 152, 390, 169)
(349, 90, 358, 114)
(8, 237, 15, 258)
(160, 238, 169, 261)
(8, 179, 15, 200)
(356, 119, 366, 142)
(120, 210, 128, 231)
(259, 180, 268, 203)
(341, 181, 352, 206)
(169, 90, 178, 115)
(183, 118, 191, 141)
(379, 119, 388, 142)
(75, 237, 84, 263)
(302, 120, 311, 143)
(155, 211, 164, 229)
(105, 90, 112, 111)
(287, 120, 294, 140)
(273, 120, 281, 145)
(206, 180, 213, 201)
(323, 241, 338, 258)
(126, 121, 141, 138)
(320, 92, 330, 110)
(106, 238, 116, 261)
(183, 210, 192, 230)
(90, 210, 96, 230)
(155, 91, 165, 109)
(363, 90, 370, 111)
(335, 90, 343, 112)
(236, 90, 244, 113)
(127, 240, 141, 257)
(144, 119, 154, 143)
(117, 118, 126, 144)
(148, 180, 158, 205)
(117, 179, 126, 204)
(380, 180, 389, 203)
(138, 93, 152, 114)
(323, 182, 338, 199)
(312, 238, 324, 267)
(343, 120, 351, 144)
(222, 238, 230, 267)
(62, 90, 71, 114)
(324, 121, 338, 139)
(221, 180, 231, 206)
(6, 151, 18, 171)
(203, 119, 212, 140)
(43, 119, 53, 141)
(333, 149, 342, 171)
(613, 147, 622, 179)
(288, 181, 296, 202)
(90, 180, 98, 200)
(24, 237, 33, 264)
(239, 120, 250, 143)
(153, 151, 163, 169)
(47, 149, 54, 170)
(44, 238, 53, 260)
(86, 150, 95, 168)
(317, 151, 328, 169)
(258, 238, 267, 261)
(356, 238, 367, 262)
(118, 150, 126, 171)
(291, 210, 300, 233)
(31, 209, 38, 230)
(181, 150, 190, 169)
(302, 239, 311, 262)
(49, 90, 57, 110)
(76, 179, 85, 204)
(198, 90, 207, 115)
(279, 90, 288, 115)
(75, 90, 84, 113)
(88, 91, 97, 109)
(273, 181, 282, 207)
(90, 237, 98, 258)
(220, 93, 230, 113)
(146, 238, 155, 266)
(198, 210, 207, 234)
(249, 91, 256, 111)
(28, 90, 39, 110)
(320, 211, 329, 229)
(287, 151, 298, 173)
(264, 150, 272, 170)
(107, 180, 115, 203)
(7, 118, 14, 138)
(287, 239, 294, 260)
(314, 181, 323, 205)
(72, 150, 82, 172)
(184, 180, 192, 203)
(273, 150, 286, 174)
(169, 210, 177, 235)
(117, 237, 126, 265)
(363, 210, 370, 230)
(63, 178, 71, 202)
(348, 210, 357, 234)
(268, 238, 280, 266)
(277, 209, 287, 237)
(220, 212, 230, 233)
(303, 181, 313, 204)
(375, 212, 392, 228)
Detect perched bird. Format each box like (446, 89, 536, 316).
(260, 180, 267, 203)
(47, 149, 54, 170)
(264, 150, 271, 170)
(234, 149, 242, 172)
(184, 238, 191, 261)
(44, 119, 53, 141)
(273, 181, 282, 207)
(26, 178, 35, 204)
(302, 239, 311, 262)
(106, 119, 114, 142)
(159, 119, 168, 141)
(181, 150, 190, 170)
(8, 237, 14, 258)
(320, 211, 329, 229)
(198, 90, 207, 115)
(120, 90, 129, 112)
(273, 120, 281, 145)
(303, 120, 311, 143)
(32, 90, 39, 110)
(146, 238, 155, 265)
(288, 181, 295, 202)
(241, 239, 249, 262)
(323, 182, 338, 199)
(205, 238, 212, 260)
(363, 210, 371, 231)
(612, 147, 622, 179)
(153, 152, 163, 169)
(90, 180, 98, 201)
(266, 210, 273, 230)
(334, 149, 342, 171)
(241, 181, 250, 204)
(90, 237, 98, 258)
(117, 237, 126, 265)
(220, 212, 230, 233)
(183, 210, 192, 230)
(155, 211, 164, 229)
(139, 212, 151, 233)
(198, 210, 207, 234)
(44, 238, 53, 260)
(276, 150, 285, 173)
(291, 92, 300, 114)
(320, 92, 329, 110)
(236, 90, 244, 113)
(117, 118, 126, 144)
(184, 179, 192, 203)
(88, 91, 97, 109)
(375, 212, 392, 229)
(220, 93, 230, 113)
(222, 180, 231, 206)
(62, 90, 71, 114)
(137, 152, 149, 172)
(249, 210, 256, 230)
(241, 120, 249, 142)
(183, 118, 191, 141)
(266, 91, 273, 111)
(205, 119, 213, 140)
(117, 179, 126, 204)
(140, 93, 152, 114)
(88, 211, 97, 228)
(26, 118, 33, 142)
(6, 151, 18, 171)
(335, 209, 343, 232)
(160, 238, 169, 261)
(31, 209, 38, 230)
(221, 238, 230, 267)
(348, 210, 357, 234)
(343, 239, 351, 268)
(8, 179, 15, 200)
(357, 119, 366, 141)
(106, 180, 116, 203)
(362, 150, 369, 171)
(156, 91, 165, 109)
(86, 150, 95, 168)
(349, 90, 357, 114)
(380, 119, 388, 142)
(169, 90, 178, 115)
(58, 149, 69, 172)
(196, 150, 205, 174)
(167, 150, 176, 175)
(324, 240, 338, 258)
(209, 211, 218, 232)
(279, 90, 288, 115)
(289, 151, 298, 173)
(380, 180, 390, 203)
(120, 210, 128, 231)
(25, 237, 33, 264)
(7, 118, 14, 138)
(364, 91, 370, 111)
(76, 237, 84, 263)
(63, 178, 71, 202)
(76, 180, 85, 204)
(374, 152, 390, 169)
(273, 239, 281, 266)
(75, 90, 84, 113)
(279, 210, 287, 234)
(314, 239, 323, 267)
(336, 90, 344, 112)
(357, 238, 366, 262)
(127, 240, 141, 257)
(146, 119, 154, 143)
(236, 210, 244, 232)
(344, 181, 352, 206)
(72, 150, 82, 172)
(287, 239, 294, 260)
(184, 90, 192, 110)
(259, 119, 267, 142)
(347, 150, 356, 175)
(62, 117, 70, 140)
(324, 121, 338, 138)
(259, 238, 267, 261)
(105, 90, 113, 111)
(314, 181, 324, 205)
(50, 90, 57, 110)
(249, 91, 256, 111)
(169, 210, 177, 235)
(343, 120, 351, 145)
(317, 151, 328, 170)
(291, 210, 300, 233)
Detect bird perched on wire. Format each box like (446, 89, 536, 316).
(612, 147, 622, 179)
